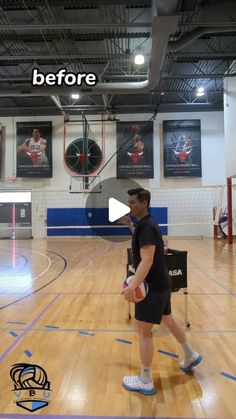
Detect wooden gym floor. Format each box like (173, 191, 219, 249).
(0, 237, 235, 419)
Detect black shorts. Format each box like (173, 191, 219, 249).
(135, 288, 171, 324)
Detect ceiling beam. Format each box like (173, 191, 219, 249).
(50, 95, 68, 118)
(0, 32, 151, 41)
(167, 52, 236, 59)
(161, 74, 235, 79)
(0, 0, 150, 6)
(180, 22, 236, 27)
(0, 52, 234, 63)
(0, 23, 151, 31)
(0, 54, 148, 61)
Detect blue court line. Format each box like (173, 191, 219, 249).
(45, 325, 60, 329)
(158, 349, 179, 359)
(2, 327, 236, 334)
(115, 338, 132, 344)
(221, 372, 236, 381)
(9, 331, 18, 337)
(0, 327, 136, 333)
(7, 321, 26, 325)
(0, 294, 61, 363)
(79, 330, 95, 336)
(24, 349, 32, 357)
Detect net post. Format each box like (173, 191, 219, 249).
(227, 176, 233, 244)
(213, 207, 218, 239)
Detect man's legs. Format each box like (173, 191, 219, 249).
(122, 320, 156, 395)
(162, 313, 186, 343)
(138, 320, 154, 368)
(162, 314, 202, 371)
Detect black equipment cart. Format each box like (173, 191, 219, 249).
(126, 248, 190, 328)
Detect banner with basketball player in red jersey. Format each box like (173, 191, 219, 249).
(116, 121, 153, 179)
(16, 121, 52, 178)
(163, 119, 201, 178)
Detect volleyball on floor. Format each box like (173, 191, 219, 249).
(123, 276, 149, 302)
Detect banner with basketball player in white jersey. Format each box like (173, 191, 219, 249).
(163, 119, 201, 177)
(16, 121, 52, 178)
(116, 121, 153, 179)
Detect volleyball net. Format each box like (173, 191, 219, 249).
(0, 181, 226, 239)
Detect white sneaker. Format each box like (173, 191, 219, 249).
(122, 375, 156, 395)
(179, 352, 203, 372)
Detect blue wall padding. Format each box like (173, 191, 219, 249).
(47, 207, 168, 236)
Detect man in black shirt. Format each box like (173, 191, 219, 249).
(121, 188, 202, 395)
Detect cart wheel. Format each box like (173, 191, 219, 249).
(185, 322, 190, 328)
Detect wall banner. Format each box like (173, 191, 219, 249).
(163, 119, 201, 178)
(16, 121, 52, 178)
(116, 121, 153, 179)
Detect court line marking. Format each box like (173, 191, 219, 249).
(221, 372, 236, 381)
(0, 249, 51, 283)
(78, 243, 115, 269)
(24, 349, 33, 357)
(9, 331, 18, 337)
(45, 325, 60, 329)
(115, 338, 132, 344)
(79, 330, 95, 336)
(0, 251, 67, 310)
(158, 349, 179, 358)
(193, 263, 235, 296)
(1, 327, 236, 334)
(0, 251, 29, 277)
(0, 294, 60, 363)
(32, 250, 52, 280)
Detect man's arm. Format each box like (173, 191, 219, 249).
(40, 138, 47, 151)
(17, 138, 29, 153)
(122, 244, 155, 302)
(118, 215, 135, 233)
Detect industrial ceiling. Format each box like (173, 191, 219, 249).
(0, 0, 235, 116)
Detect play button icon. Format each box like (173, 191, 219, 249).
(85, 177, 142, 242)
(108, 198, 130, 222)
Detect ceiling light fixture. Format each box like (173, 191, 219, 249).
(71, 94, 80, 100)
(196, 86, 205, 97)
(134, 53, 145, 65)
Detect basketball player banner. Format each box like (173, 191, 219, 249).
(16, 121, 52, 178)
(163, 119, 202, 178)
(116, 121, 154, 179)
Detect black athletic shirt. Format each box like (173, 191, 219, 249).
(132, 214, 171, 292)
